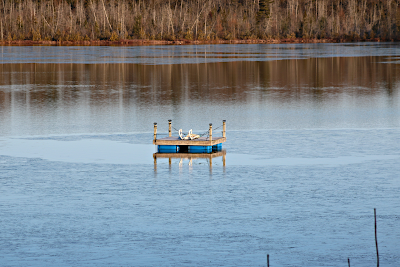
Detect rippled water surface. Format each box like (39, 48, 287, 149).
(1, 43, 400, 266)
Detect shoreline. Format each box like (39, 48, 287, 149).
(0, 38, 391, 46)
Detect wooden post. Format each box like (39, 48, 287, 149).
(209, 123, 212, 141)
(222, 120, 226, 138)
(375, 208, 379, 267)
(153, 123, 157, 141)
(267, 254, 270, 267)
(168, 119, 172, 137)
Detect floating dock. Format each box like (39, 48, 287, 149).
(153, 120, 226, 153)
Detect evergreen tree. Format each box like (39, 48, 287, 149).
(256, 0, 273, 24)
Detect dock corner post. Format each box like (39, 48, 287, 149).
(209, 123, 212, 142)
(154, 123, 157, 142)
(223, 120, 226, 138)
(168, 119, 172, 137)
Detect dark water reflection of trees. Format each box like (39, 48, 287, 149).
(0, 57, 399, 111)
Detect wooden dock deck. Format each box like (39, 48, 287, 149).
(153, 136, 226, 146)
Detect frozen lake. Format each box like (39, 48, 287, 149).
(1, 43, 400, 266)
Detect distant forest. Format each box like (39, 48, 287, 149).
(1, 0, 400, 42)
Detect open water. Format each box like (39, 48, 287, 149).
(1, 43, 400, 266)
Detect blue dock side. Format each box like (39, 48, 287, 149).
(158, 145, 178, 153)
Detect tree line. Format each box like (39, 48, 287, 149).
(1, 0, 400, 42)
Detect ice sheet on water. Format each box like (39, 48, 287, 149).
(1, 131, 399, 166)
(2, 43, 400, 64)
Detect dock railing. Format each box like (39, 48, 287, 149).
(153, 120, 226, 144)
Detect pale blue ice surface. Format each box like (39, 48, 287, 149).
(1, 42, 400, 64)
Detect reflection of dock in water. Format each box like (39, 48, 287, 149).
(153, 150, 226, 171)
